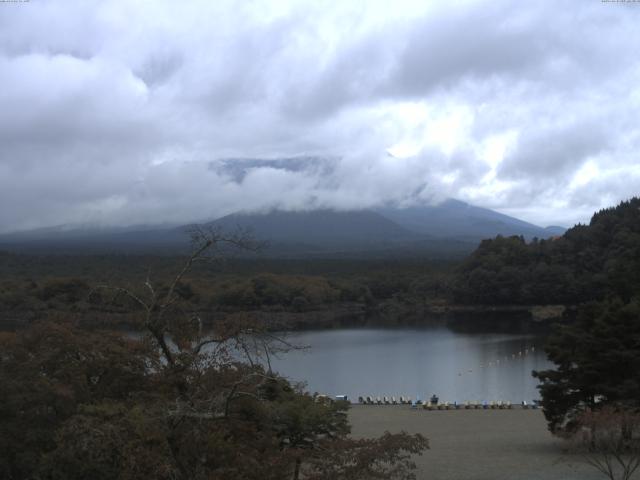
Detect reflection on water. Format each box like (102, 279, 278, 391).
(270, 328, 552, 403)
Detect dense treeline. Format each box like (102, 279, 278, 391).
(453, 198, 640, 305)
(0, 256, 453, 329)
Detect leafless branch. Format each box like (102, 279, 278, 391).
(91, 285, 150, 312)
(570, 406, 640, 480)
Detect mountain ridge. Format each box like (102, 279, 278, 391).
(0, 200, 565, 257)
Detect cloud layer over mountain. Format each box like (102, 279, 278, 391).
(1, 0, 639, 233)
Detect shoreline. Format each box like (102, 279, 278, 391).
(0, 301, 564, 332)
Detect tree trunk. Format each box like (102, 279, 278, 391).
(292, 457, 301, 480)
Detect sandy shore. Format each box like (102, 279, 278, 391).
(348, 405, 604, 480)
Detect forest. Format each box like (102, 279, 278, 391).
(453, 198, 640, 306)
(0, 253, 454, 331)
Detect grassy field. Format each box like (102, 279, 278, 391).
(348, 405, 604, 480)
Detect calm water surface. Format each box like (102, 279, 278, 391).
(270, 328, 552, 404)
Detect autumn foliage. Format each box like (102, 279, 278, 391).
(0, 228, 427, 479)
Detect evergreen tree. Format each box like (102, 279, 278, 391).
(533, 297, 640, 433)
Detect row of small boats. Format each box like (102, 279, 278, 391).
(358, 396, 541, 409)
(358, 396, 413, 405)
(420, 401, 518, 410)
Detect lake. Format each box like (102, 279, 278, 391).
(270, 327, 552, 404)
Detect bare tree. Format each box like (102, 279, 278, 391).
(568, 405, 640, 480)
(91, 225, 300, 416)
(16, 225, 428, 480)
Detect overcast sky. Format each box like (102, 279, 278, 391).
(1, 0, 639, 233)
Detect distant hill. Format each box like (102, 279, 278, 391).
(0, 200, 564, 257)
(543, 226, 567, 236)
(378, 199, 563, 242)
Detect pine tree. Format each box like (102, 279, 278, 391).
(534, 297, 640, 433)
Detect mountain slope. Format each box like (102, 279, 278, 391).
(0, 200, 564, 256)
(209, 209, 418, 246)
(378, 199, 562, 241)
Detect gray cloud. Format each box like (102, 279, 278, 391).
(498, 121, 610, 182)
(0, 0, 639, 233)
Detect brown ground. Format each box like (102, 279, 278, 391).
(348, 405, 605, 480)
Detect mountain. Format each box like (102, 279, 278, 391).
(209, 209, 416, 246)
(0, 200, 564, 257)
(378, 199, 563, 242)
(0, 210, 420, 256)
(203, 209, 479, 258)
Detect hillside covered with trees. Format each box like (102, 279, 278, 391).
(453, 198, 640, 306)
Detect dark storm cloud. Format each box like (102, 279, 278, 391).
(0, 0, 639, 233)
